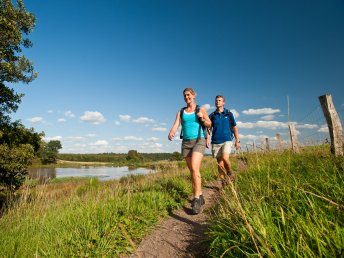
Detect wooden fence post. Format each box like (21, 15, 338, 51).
(265, 138, 270, 151)
(319, 94, 344, 156)
(276, 133, 282, 151)
(289, 124, 299, 153)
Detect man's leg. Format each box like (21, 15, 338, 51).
(216, 158, 227, 180)
(222, 152, 233, 174)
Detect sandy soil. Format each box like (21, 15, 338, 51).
(127, 180, 223, 258)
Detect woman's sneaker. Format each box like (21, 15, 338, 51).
(199, 194, 205, 205)
(191, 198, 201, 214)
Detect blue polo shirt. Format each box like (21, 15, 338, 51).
(209, 108, 236, 144)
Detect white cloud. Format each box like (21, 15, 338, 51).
(114, 120, 120, 125)
(261, 115, 275, 120)
(147, 137, 159, 141)
(318, 125, 329, 133)
(64, 111, 75, 118)
(237, 120, 289, 130)
(297, 124, 318, 129)
(90, 140, 109, 146)
(202, 104, 211, 111)
(86, 134, 96, 137)
(47, 110, 53, 113)
(153, 143, 163, 148)
(124, 136, 143, 141)
(57, 118, 66, 123)
(80, 111, 106, 124)
(66, 136, 85, 141)
(240, 134, 269, 140)
(44, 136, 62, 141)
(119, 114, 131, 122)
(28, 117, 43, 124)
(231, 109, 239, 118)
(133, 117, 155, 124)
(242, 108, 280, 115)
(152, 127, 167, 132)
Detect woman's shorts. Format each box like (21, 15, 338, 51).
(212, 141, 233, 158)
(181, 138, 206, 158)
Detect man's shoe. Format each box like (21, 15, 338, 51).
(228, 171, 236, 182)
(199, 194, 205, 205)
(191, 198, 201, 214)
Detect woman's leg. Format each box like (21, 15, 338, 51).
(188, 151, 203, 197)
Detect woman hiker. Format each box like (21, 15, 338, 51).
(168, 87, 211, 214)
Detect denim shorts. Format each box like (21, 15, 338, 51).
(181, 138, 206, 158)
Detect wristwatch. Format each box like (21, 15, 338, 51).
(236, 139, 240, 143)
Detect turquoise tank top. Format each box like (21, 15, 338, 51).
(181, 110, 205, 140)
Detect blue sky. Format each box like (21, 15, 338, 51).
(10, 0, 344, 153)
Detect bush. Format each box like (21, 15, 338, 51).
(0, 144, 34, 191)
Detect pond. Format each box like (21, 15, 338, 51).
(28, 166, 154, 182)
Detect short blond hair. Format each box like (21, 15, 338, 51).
(183, 87, 196, 95)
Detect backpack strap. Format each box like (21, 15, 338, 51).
(179, 107, 186, 139)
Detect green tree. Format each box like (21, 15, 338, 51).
(127, 150, 139, 161)
(0, 143, 34, 191)
(170, 151, 183, 161)
(40, 140, 62, 164)
(0, 0, 38, 191)
(1, 0, 37, 124)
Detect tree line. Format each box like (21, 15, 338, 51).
(58, 150, 183, 166)
(0, 0, 62, 192)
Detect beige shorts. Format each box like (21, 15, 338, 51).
(212, 141, 233, 158)
(181, 138, 206, 158)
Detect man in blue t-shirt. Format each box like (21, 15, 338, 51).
(207, 95, 240, 186)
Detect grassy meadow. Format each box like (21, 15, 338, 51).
(0, 146, 343, 257)
(207, 146, 344, 257)
(0, 159, 217, 257)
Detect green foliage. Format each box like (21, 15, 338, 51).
(57, 152, 179, 166)
(0, 0, 40, 192)
(126, 149, 142, 162)
(40, 140, 62, 164)
(0, 0, 37, 86)
(0, 143, 34, 191)
(207, 149, 344, 257)
(0, 121, 44, 152)
(170, 151, 183, 161)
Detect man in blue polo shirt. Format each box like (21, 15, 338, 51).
(207, 95, 240, 186)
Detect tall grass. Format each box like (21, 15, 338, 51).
(207, 147, 344, 257)
(0, 160, 216, 257)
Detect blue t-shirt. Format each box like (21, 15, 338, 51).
(209, 109, 236, 144)
(181, 110, 205, 140)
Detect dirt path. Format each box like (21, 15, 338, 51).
(128, 180, 222, 258)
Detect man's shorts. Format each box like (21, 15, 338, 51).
(181, 138, 206, 158)
(212, 141, 233, 158)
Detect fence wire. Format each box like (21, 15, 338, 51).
(243, 98, 343, 153)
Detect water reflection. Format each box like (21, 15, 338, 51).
(29, 167, 57, 183)
(28, 166, 153, 183)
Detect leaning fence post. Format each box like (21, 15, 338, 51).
(289, 124, 299, 153)
(319, 94, 344, 156)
